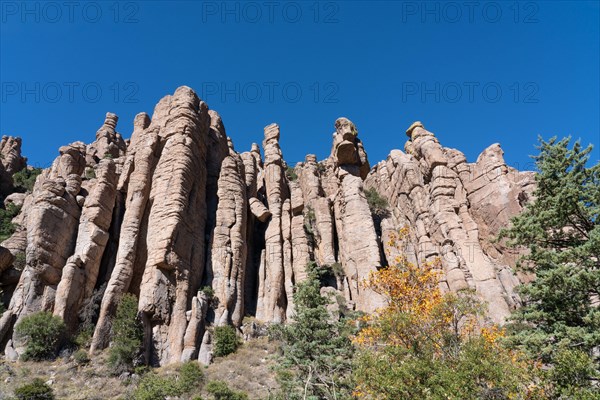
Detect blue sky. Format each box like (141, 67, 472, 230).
(1, 1, 599, 170)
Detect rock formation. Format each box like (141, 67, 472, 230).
(0, 86, 535, 365)
(0, 136, 28, 196)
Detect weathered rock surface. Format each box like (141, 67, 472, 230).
(54, 159, 118, 330)
(255, 124, 288, 323)
(210, 152, 248, 327)
(0, 136, 27, 176)
(0, 87, 534, 364)
(86, 113, 127, 164)
(137, 87, 210, 365)
(365, 122, 535, 322)
(0, 136, 27, 197)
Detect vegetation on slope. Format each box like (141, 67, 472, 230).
(500, 137, 600, 398)
(12, 167, 42, 193)
(0, 203, 21, 242)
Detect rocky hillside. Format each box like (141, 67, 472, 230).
(0, 86, 535, 366)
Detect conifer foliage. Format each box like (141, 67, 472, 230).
(500, 137, 600, 396)
(271, 262, 355, 400)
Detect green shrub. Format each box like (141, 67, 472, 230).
(14, 311, 66, 361)
(178, 361, 205, 392)
(213, 326, 240, 358)
(0, 203, 21, 242)
(103, 152, 114, 159)
(285, 166, 298, 181)
(108, 293, 143, 373)
(132, 362, 204, 400)
(205, 380, 248, 400)
(73, 349, 90, 365)
(364, 187, 389, 217)
(14, 378, 54, 400)
(84, 167, 96, 180)
(133, 373, 179, 400)
(200, 285, 215, 299)
(303, 206, 316, 238)
(12, 167, 42, 193)
(547, 347, 599, 398)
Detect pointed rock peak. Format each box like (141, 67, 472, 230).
(305, 154, 317, 164)
(331, 118, 369, 178)
(405, 121, 424, 139)
(334, 117, 358, 139)
(208, 110, 225, 131)
(134, 112, 151, 130)
(174, 85, 199, 102)
(155, 86, 202, 119)
(1, 135, 22, 146)
(103, 112, 118, 131)
(59, 141, 87, 156)
(477, 143, 506, 165)
(88, 112, 126, 162)
(264, 123, 280, 143)
(251, 143, 261, 155)
(94, 113, 119, 142)
(0, 135, 27, 176)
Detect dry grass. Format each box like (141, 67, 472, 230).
(0, 337, 280, 399)
(0, 351, 136, 399)
(204, 336, 280, 399)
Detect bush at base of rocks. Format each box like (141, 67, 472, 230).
(14, 378, 55, 400)
(213, 326, 241, 358)
(14, 311, 66, 361)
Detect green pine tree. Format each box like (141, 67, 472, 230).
(271, 262, 354, 400)
(500, 137, 600, 395)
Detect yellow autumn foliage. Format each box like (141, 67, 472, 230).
(352, 228, 547, 400)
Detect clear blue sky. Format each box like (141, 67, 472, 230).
(1, 1, 599, 169)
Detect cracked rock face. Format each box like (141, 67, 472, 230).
(0, 88, 534, 364)
(366, 122, 535, 323)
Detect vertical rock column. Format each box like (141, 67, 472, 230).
(255, 124, 288, 323)
(54, 159, 118, 330)
(91, 114, 158, 353)
(330, 118, 383, 313)
(211, 149, 248, 327)
(297, 155, 335, 269)
(138, 87, 209, 365)
(289, 178, 311, 285)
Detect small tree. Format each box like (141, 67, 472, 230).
(213, 325, 240, 357)
(108, 293, 143, 373)
(353, 229, 544, 399)
(14, 311, 66, 361)
(499, 137, 600, 395)
(364, 188, 389, 218)
(0, 203, 21, 242)
(272, 262, 354, 400)
(12, 167, 42, 193)
(132, 361, 204, 400)
(285, 166, 298, 182)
